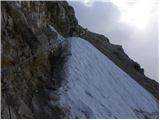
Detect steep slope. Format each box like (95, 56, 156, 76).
(1, 1, 159, 119)
(81, 31, 159, 100)
(57, 37, 158, 119)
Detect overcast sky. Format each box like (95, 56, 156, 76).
(68, 0, 159, 81)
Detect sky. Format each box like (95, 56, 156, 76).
(68, 0, 159, 81)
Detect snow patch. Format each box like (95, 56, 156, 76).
(58, 37, 158, 119)
(48, 25, 64, 43)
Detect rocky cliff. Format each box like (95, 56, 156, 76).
(1, 1, 159, 118)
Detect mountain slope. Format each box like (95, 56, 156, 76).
(1, 1, 159, 119)
(57, 37, 158, 119)
(81, 31, 159, 100)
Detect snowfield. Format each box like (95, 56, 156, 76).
(58, 37, 158, 119)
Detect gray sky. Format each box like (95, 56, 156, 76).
(68, 0, 159, 81)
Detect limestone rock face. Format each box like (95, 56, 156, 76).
(1, 1, 68, 118)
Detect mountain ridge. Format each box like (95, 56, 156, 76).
(1, 1, 159, 118)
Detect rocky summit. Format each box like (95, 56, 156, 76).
(1, 1, 159, 119)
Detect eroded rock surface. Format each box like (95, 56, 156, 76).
(1, 1, 70, 118)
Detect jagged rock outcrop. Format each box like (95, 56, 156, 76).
(1, 1, 159, 119)
(1, 1, 69, 118)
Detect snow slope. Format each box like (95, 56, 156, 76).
(58, 37, 158, 119)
